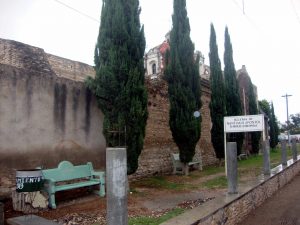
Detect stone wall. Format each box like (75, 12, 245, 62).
(131, 77, 217, 179)
(198, 160, 300, 225)
(162, 158, 300, 225)
(0, 39, 106, 195)
(47, 54, 95, 82)
(198, 79, 217, 166)
(0, 38, 95, 82)
(0, 38, 218, 191)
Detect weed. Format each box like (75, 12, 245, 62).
(128, 208, 185, 225)
(202, 175, 227, 189)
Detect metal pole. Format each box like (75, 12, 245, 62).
(281, 94, 292, 145)
(0, 202, 3, 225)
(224, 119, 227, 176)
(224, 130, 227, 176)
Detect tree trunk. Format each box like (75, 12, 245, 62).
(12, 191, 48, 213)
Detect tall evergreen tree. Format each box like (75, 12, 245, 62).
(259, 100, 279, 149)
(248, 80, 261, 154)
(270, 102, 279, 149)
(209, 23, 226, 160)
(223, 27, 244, 154)
(86, 0, 148, 174)
(165, 0, 201, 175)
(259, 99, 271, 118)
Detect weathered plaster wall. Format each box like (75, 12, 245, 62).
(0, 39, 105, 177)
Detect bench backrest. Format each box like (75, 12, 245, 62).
(42, 161, 93, 182)
(171, 153, 183, 168)
(172, 153, 180, 162)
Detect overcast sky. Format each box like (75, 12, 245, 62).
(1, 0, 300, 124)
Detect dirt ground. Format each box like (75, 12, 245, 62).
(3, 170, 226, 225)
(3, 167, 291, 225)
(238, 173, 300, 225)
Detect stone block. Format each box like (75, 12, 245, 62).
(7, 215, 58, 225)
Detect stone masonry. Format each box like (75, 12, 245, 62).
(162, 158, 300, 225)
(131, 76, 217, 180)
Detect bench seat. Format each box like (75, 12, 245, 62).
(171, 153, 202, 175)
(42, 161, 105, 209)
(188, 161, 200, 166)
(238, 153, 248, 160)
(55, 180, 100, 192)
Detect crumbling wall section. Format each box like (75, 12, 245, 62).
(131, 77, 217, 180)
(0, 39, 105, 197)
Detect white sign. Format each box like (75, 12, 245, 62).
(224, 114, 264, 133)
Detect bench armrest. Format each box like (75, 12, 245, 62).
(92, 171, 104, 176)
(43, 178, 56, 193)
(44, 178, 56, 184)
(92, 171, 105, 183)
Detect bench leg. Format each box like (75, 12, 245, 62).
(197, 163, 203, 171)
(95, 183, 105, 197)
(173, 167, 176, 175)
(99, 182, 105, 197)
(49, 193, 56, 209)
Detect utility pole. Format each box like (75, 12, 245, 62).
(282, 93, 292, 144)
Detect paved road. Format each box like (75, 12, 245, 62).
(240, 173, 300, 225)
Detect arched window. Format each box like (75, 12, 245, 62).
(152, 63, 156, 74)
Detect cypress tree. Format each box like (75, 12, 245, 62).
(270, 102, 279, 149)
(223, 27, 244, 154)
(259, 100, 271, 118)
(248, 80, 261, 154)
(165, 0, 201, 175)
(259, 100, 279, 149)
(86, 0, 148, 174)
(209, 23, 226, 160)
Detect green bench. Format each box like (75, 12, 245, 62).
(42, 161, 105, 209)
(171, 153, 202, 175)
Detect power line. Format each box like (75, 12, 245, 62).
(231, 0, 244, 14)
(230, 0, 262, 32)
(290, 0, 300, 26)
(51, 0, 100, 24)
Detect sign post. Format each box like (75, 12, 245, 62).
(224, 114, 264, 176)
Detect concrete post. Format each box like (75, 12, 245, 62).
(281, 140, 287, 166)
(106, 148, 128, 225)
(292, 138, 298, 161)
(0, 202, 4, 225)
(263, 140, 271, 175)
(226, 142, 238, 194)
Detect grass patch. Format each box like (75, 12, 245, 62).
(202, 166, 224, 176)
(238, 146, 294, 169)
(131, 145, 297, 193)
(238, 154, 262, 168)
(128, 208, 185, 225)
(131, 176, 186, 190)
(202, 175, 227, 189)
